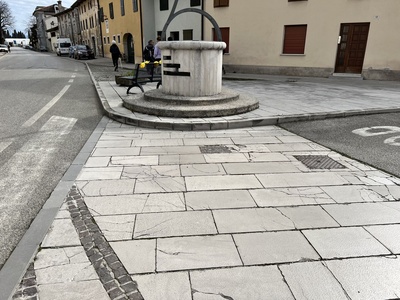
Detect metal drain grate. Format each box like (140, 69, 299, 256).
(294, 155, 346, 170)
(199, 145, 232, 154)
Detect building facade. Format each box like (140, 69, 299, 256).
(204, 0, 400, 80)
(57, 7, 81, 46)
(77, 0, 103, 56)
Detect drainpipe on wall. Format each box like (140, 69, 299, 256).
(201, 0, 204, 40)
(97, 0, 104, 57)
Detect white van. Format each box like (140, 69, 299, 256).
(56, 38, 72, 56)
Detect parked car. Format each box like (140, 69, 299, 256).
(74, 45, 94, 60)
(69, 45, 76, 58)
(0, 44, 9, 53)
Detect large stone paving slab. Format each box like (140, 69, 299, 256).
(303, 227, 391, 259)
(326, 257, 400, 299)
(185, 175, 263, 191)
(156, 235, 242, 272)
(223, 162, 300, 174)
(234, 231, 320, 265)
(321, 185, 386, 203)
(191, 266, 294, 300)
(94, 214, 136, 241)
(38, 281, 109, 300)
(280, 261, 350, 300)
(256, 172, 348, 188)
(277, 206, 340, 229)
(41, 219, 81, 248)
(185, 190, 257, 210)
(364, 224, 400, 254)
(77, 179, 136, 196)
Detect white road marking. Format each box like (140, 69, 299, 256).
(0, 141, 13, 154)
(352, 126, 400, 137)
(22, 85, 70, 128)
(68, 79, 74, 83)
(384, 136, 400, 146)
(71, 74, 76, 78)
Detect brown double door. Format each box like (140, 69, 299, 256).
(335, 23, 370, 74)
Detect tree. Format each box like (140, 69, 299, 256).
(0, 0, 14, 43)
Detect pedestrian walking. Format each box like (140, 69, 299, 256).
(153, 36, 162, 62)
(7, 44, 10, 53)
(110, 40, 121, 71)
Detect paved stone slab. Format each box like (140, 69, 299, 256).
(203, 153, 249, 163)
(77, 179, 136, 196)
(321, 185, 386, 203)
(110, 239, 156, 274)
(180, 164, 226, 176)
(123, 165, 181, 178)
(134, 211, 217, 239)
(231, 136, 281, 144)
(140, 146, 201, 155)
(250, 187, 334, 207)
(247, 152, 289, 162)
(133, 272, 191, 300)
(96, 140, 132, 147)
(326, 257, 400, 300)
(159, 154, 206, 165)
(185, 190, 256, 210)
(84, 157, 110, 167)
(134, 177, 186, 193)
(76, 167, 123, 180)
(92, 147, 141, 156)
(364, 224, 400, 254)
(183, 137, 233, 145)
(38, 280, 109, 300)
(157, 235, 242, 272)
(85, 193, 186, 215)
(267, 143, 324, 152)
(322, 202, 400, 226)
(256, 172, 349, 188)
(303, 227, 391, 259)
(191, 266, 294, 300)
(98, 132, 142, 140)
(234, 231, 319, 265)
(277, 206, 340, 229)
(185, 175, 262, 191)
(94, 215, 136, 241)
(41, 219, 81, 248)
(111, 155, 159, 166)
(280, 261, 350, 300)
(213, 208, 295, 233)
(223, 162, 300, 174)
(131, 138, 184, 147)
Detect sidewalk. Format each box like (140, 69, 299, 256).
(3, 56, 400, 299)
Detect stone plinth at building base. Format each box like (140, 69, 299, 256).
(122, 88, 259, 118)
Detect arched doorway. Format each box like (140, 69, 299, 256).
(124, 33, 134, 63)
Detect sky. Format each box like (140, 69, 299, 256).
(3, 0, 75, 34)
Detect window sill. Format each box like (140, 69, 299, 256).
(280, 54, 305, 56)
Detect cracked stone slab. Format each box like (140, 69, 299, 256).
(364, 224, 400, 254)
(321, 185, 386, 203)
(280, 261, 350, 300)
(180, 164, 226, 176)
(159, 154, 206, 165)
(191, 266, 294, 300)
(94, 215, 136, 241)
(134, 211, 217, 239)
(371, 185, 400, 200)
(76, 166, 123, 180)
(322, 202, 400, 226)
(234, 231, 320, 265)
(91, 147, 141, 157)
(231, 136, 281, 145)
(250, 187, 334, 207)
(303, 227, 391, 259)
(202, 153, 249, 163)
(267, 143, 323, 152)
(223, 162, 300, 174)
(185, 175, 263, 191)
(157, 235, 242, 272)
(77, 179, 136, 196)
(110, 239, 156, 274)
(277, 206, 340, 229)
(247, 152, 289, 162)
(123, 165, 181, 178)
(95, 140, 132, 148)
(110, 155, 159, 166)
(256, 172, 349, 188)
(41, 219, 81, 248)
(133, 272, 191, 300)
(35, 247, 89, 270)
(131, 138, 184, 147)
(213, 208, 295, 233)
(185, 190, 257, 210)
(134, 177, 186, 193)
(326, 257, 400, 299)
(37, 280, 109, 300)
(140, 146, 202, 155)
(85, 193, 186, 215)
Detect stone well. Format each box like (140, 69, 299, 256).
(122, 41, 258, 118)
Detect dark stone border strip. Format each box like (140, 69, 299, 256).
(66, 185, 144, 300)
(12, 263, 38, 300)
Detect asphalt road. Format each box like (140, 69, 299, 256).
(0, 47, 104, 269)
(280, 112, 400, 178)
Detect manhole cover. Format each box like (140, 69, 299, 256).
(294, 155, 346, 169)
(199, 145, 232, 154)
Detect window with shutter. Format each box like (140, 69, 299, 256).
(283, 25, 307, 54)
(214, 0, 229, 7)
(213, 27, 230, 53)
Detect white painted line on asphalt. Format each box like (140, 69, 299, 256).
(68, 79, 74, 83)
(384, 136, 400, 146)
(352, 126, 400, 137)
(0, 141, 13, 154)
(71, 74, 76, 78)
(22, 85, 71, 128)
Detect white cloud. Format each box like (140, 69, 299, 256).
(3, 0, 75, 33)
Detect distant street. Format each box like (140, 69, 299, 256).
(0, 47, 104, 269)
(280, 112, 400, 177)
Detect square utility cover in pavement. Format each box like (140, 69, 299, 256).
(294, 155, 346, 170)
(199, 145, 232, 154)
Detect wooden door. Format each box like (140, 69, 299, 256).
(335, 23, 370, 73)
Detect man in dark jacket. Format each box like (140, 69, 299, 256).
(110, 40, 121, 71)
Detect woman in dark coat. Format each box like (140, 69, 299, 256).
(110, 40, 121, 71)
